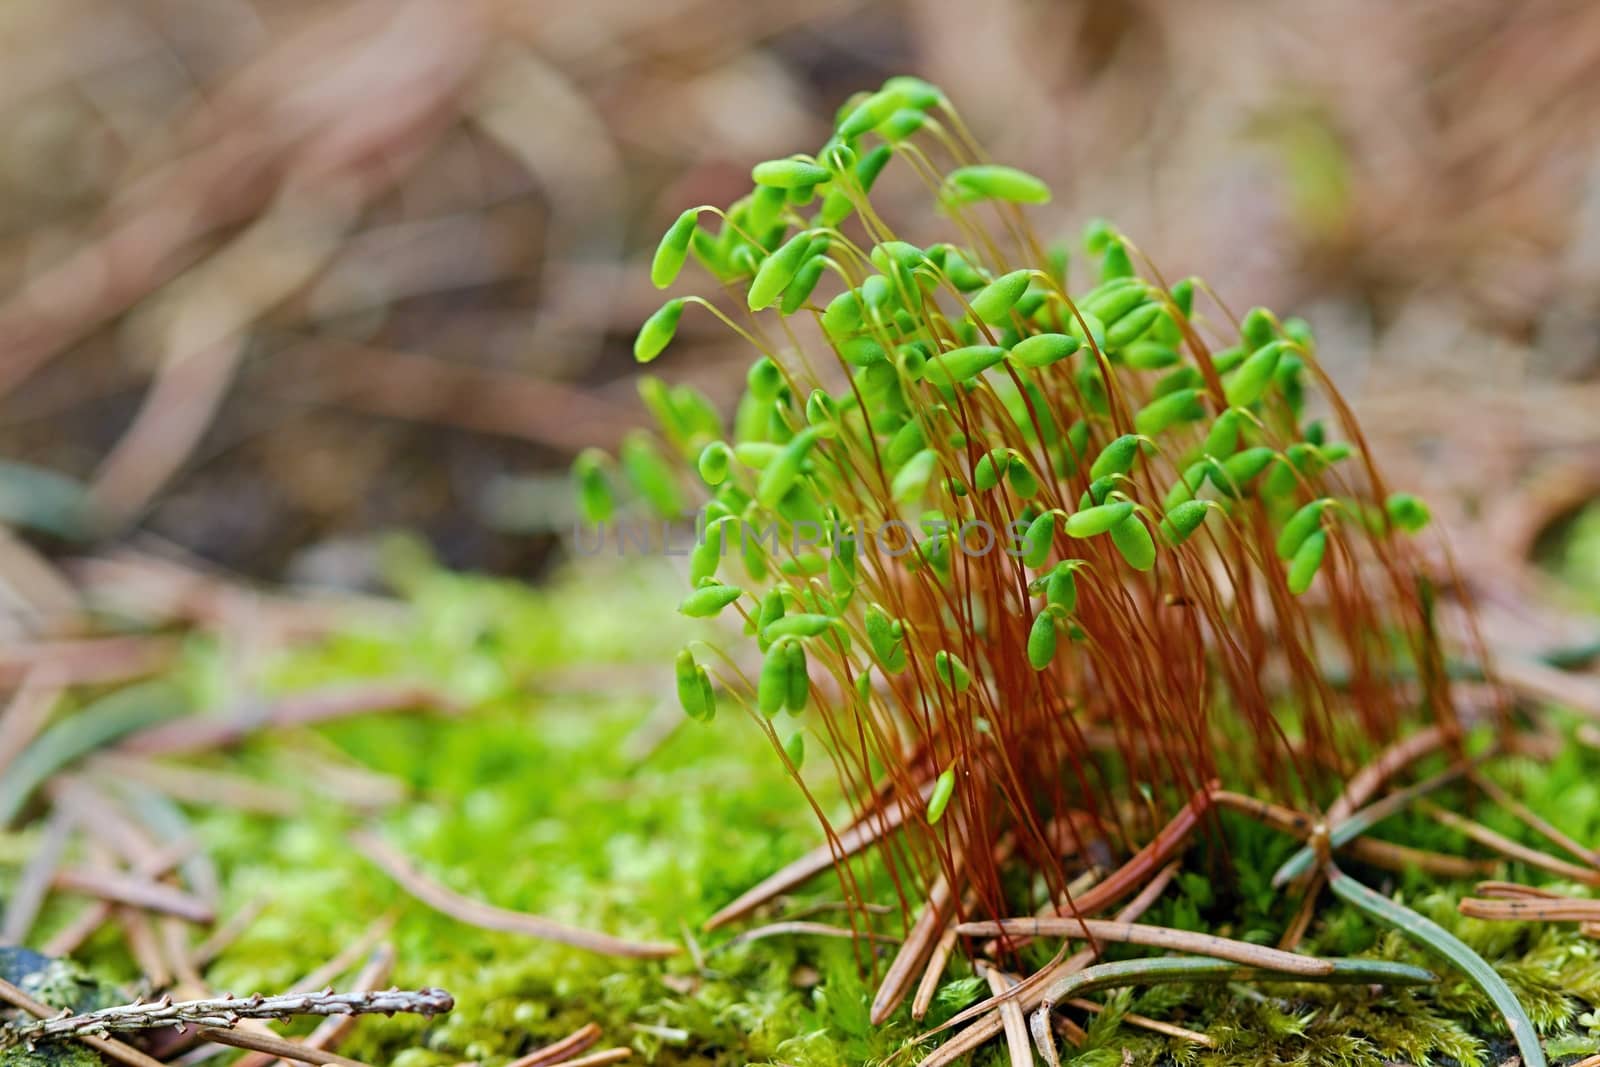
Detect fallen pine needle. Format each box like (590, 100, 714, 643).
(953, 917, 1334, 976)
(352, 830, 679, 958)
(195, 1026, 373, 1067)
(1064, 998, 1214, 1047)
(506, 1021, 600, 1067)
(1458, 896, 1600, 922)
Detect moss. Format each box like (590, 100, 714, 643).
(18, 557, 1600, 1066)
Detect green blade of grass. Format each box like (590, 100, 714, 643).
(1327, 865, 1546, 1067)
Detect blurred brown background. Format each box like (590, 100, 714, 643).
(3, 0, 1598, 592)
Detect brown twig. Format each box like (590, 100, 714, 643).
(52, 867, 214, 923)
(1064, 998, 1213, 1047)
(911, 923, 959, 1021)
(1, 809, 74, 944)
(352, 830, 679, 959)
(1419, 800, 1600, 886)
(980, 964, 1034, 1067)
(1458, 897, 1600, 922)
(0, 977, 167, 1067)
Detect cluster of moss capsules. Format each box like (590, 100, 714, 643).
(575, 74, 1472, 1020)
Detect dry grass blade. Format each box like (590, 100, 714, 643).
(352, 830, 679, 959)
(87, 752, 304, 816)
(0, 977, 167, 1067)
(1459, 896, 1600, 922)
(704, 793, 918, 929)
(0, 636, 180, 690)
(196, 1026, 372, 1067)
(953, 918, 1333, 976)
(506, 1021, 601, 1067)
(192, 896, 272, 969)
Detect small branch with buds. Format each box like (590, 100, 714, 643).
(1, 987, 454, 1047)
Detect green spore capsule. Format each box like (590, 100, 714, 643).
(1223, 340, 1287, 407)
(856, 143, 893, 191)
(838, 88, 907, 138)
(1028, 610, 1059, 670)
(973, 447, 1010, 492)
(1007, 456, 1040, 498)
(697, 441, 732, 486)
(676, 649, 714, 722)
(1164, 460, 1213, 511)
(946, 164, 1052, 204)
(1159, 500, 1211, 546)
(1080, 475, 1116, 508)
(784, 640, 810, 711)
(732, 442, 782, 469)
(781, 255, 827, 315)
(651, 208, 700, 289)
(887, 420, 928, 466)
(1066, 501, 1135, 537)
(805, 389, 838, 431)
(756, 427, 822, 508)
(866, 604, 907, 671)
(1090, 434, 1143, 481)
(572, 448, 613, 524)
(1171, 277, 1197, 317)
(1083, 217, 1115, 254)
(927, 768, 956, 824)
(879, 108, 926, 141)
(1386, 492, 1432, 533)
(837, 337, 887, 367)
(1045, 563, 1078, 612)
(634, 298, 685, 363)
(746, 356, 785, 403)
(1104, 302, 1165, 347)
(1134, 388, 1207, 436)
(1009, 332, 1080, 368)
(1047, 242, 1070, 285)
(689, 516, 736, 586)
(679, 583, 742, 618)
(1066, 309, 1107, 350)
(969, 269, 1032, 325)
(942, 249, 988, 291)
(1213, 446, 1277, 496)
(893, 448, 939, 502)
(620, 432, 684, 516)
(1152, 365, 1204, 399)
(1122, 341, 1179, 371)
(1288, 528, 1327, 595)
(1202, 409, 1242, 459)
(748, 230, 814, 310)
(822, 288, 863, 340)
(748, 184, 787, 233)
(883, 75, 944, 109)
(758, 639, 792, 715)
(922, 344, 1007, 386)
(1277, 498, 1330, 559)
(784, 731, 805, 769)
(935, 650, 973, 693)
(1082, 277, 1148, 318)
(1110, 513, 1156, 571)
(762, 613, 836, 640)
(1240, 306, 1277, 350)
(1022, 511, 1056, 568)
(1100, 240, 1135, 281)
(753, 158, 830, 189)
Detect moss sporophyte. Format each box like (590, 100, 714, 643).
(577, 76, 1569, 1064)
